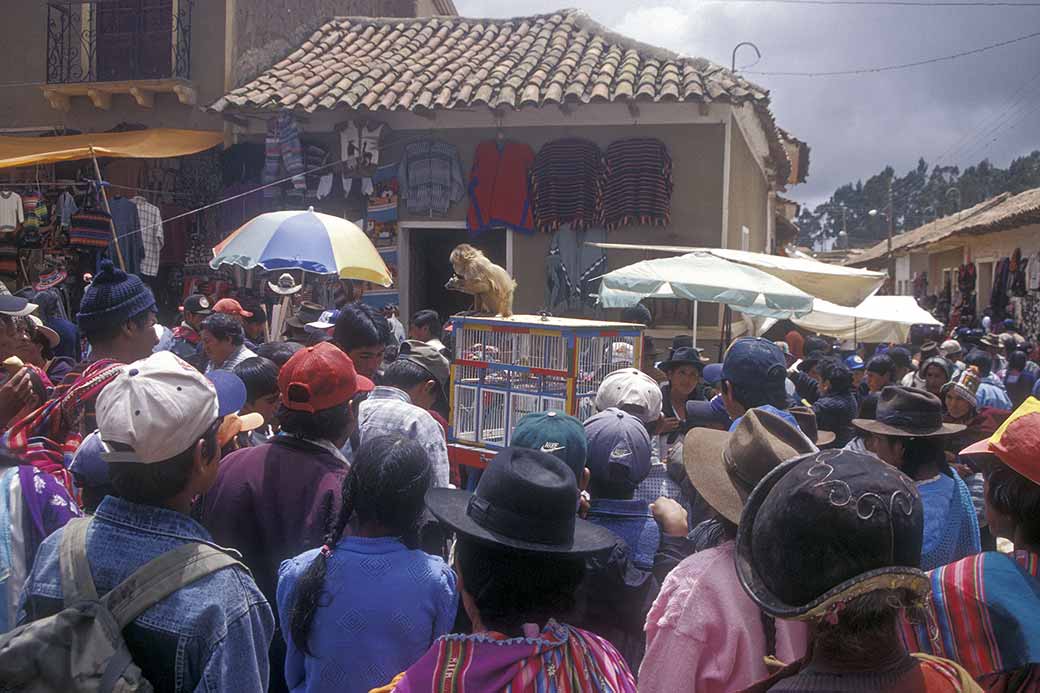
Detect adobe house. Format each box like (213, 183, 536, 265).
(212, 9, 809, 339)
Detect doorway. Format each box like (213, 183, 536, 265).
(976, 260, 994, 314)
(408, 228, 506, 322)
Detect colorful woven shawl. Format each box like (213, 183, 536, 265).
(903, 551, 1040, 690)
(390, 620, 636, 693)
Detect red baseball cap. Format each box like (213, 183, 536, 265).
(961, 396, 1040, 485)
(278, 342, 365, 412)
(212, 298, 253, 318)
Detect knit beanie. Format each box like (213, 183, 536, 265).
(77, 259, 156, 336)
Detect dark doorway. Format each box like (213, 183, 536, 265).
(96, 0, 173, 81)
(409, 228, 506, 322)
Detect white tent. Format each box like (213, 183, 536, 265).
(588, 243, 886, 307)
(758, 295, 941, 344)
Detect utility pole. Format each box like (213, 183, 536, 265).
(886, 178, 894, 256)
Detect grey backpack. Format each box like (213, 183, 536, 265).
(0, 517, 246, 692)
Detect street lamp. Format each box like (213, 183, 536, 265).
(869, 207, 896, 294)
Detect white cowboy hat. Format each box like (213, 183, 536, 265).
(267, 272, 303, 295)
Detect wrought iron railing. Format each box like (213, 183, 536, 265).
(46, 0, 193, 84)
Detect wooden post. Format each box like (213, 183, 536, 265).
(89, 147, 126, 271)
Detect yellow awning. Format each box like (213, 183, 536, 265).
(0, 129, 223, 169)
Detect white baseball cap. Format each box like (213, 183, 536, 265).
(594, 368, 663, 424)
(96, 351, 220, 464)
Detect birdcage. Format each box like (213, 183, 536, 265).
(448, 315, 643, 468)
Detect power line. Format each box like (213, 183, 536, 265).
(728, 0, 1040, 5)
(744, 28, 1040, 76)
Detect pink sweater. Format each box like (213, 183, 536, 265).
(639, 541, 809, 692)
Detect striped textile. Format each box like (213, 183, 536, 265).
(530, 139, 604, 234)
(600, 138, 673, 230)
(903, 550, 1040, 690)
(388, 620, 635, 692)
(69, 209, 114, 248)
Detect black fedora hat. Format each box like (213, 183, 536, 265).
(658, 346, 707, 372)
(852, 386, 965, 438)
(426, 447, 617, 555)
(735, 449, 930, 621)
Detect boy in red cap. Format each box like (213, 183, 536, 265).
(199, 342, 371, 693)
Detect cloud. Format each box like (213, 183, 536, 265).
(455, 1, 1040, 207)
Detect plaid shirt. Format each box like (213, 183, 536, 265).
(358, 386, 450, 487)
(132, 196, 164, 276)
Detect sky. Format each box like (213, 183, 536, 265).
(455, 0, 1040, 208)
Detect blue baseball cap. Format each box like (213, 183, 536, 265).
(719, 338, 788, 398)
(702, 363, 723, 385)
(511, 410, 588, 479)
(584, 408, 652, 488)
(206, 370, 247, 417)
(69, 430, 110, 489)
(844, 354, 865, 371)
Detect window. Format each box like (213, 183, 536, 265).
(95, 0, 173, 81)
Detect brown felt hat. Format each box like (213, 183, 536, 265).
(683, 408, 817, 524)
(788, 405, 837, 447)
(852, 386, 965, 438)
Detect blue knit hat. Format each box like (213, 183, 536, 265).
(77, 259, 156, 335)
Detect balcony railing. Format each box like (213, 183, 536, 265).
(46, 0, 193, 84)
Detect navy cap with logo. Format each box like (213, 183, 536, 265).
(180, 294, 212, 315)
(583, 407, 652, 489)
(720, 337, 788, 401)
(511, 410, 587, 479)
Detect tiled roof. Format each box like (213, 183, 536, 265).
(847, 187, 1040, 266)
(214, 9, 770, 113)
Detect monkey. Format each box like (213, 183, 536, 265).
(445, 243, 516, 317)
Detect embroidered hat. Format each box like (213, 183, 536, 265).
(852, 386, 965, 438)
(96, 351, 219, 464)
(511, 411, 587, 479)
(212, 298, 253, 319)
(735, 449, 930, 621)
(960, 397, 1040, 485)
(426, 446, 617, 555)
(278, 341, 368, 413)
(940, 364, 977, 407)
(584, 407, 652, 489)
(33, 268, 67, 292)
(76, 260, 156, 335)
(594, 368, 662, 424)
(685, 407, 816, 524)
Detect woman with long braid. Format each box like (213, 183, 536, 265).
(276, 435, 457, 693)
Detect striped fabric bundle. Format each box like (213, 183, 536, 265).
(530, 138, 604, 233)
(600, 138, 673, 230)
(903, 550, 1040, 691)
(68, 209, 113, 248)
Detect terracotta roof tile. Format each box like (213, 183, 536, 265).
(214, 9, 769, 115)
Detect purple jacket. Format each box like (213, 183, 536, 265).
(198, 436, 348, 605)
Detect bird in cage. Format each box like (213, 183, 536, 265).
(445, 244, 516, 317)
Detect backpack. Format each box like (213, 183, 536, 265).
(0, 517, 246, 692)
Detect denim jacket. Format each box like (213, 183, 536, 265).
(19, 496, 275, 693)
(585, 498, 661, 571)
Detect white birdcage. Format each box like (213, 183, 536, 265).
(448, 315, 643, 453)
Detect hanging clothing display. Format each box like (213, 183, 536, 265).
(0, 191, 24, 233)
(1010, 248, 1027, 297)
(132, 196, 164, 278)
(600, 138, 673, 230)
(396, 139, 464, 216)
(55, 191, 77, 229)
(466, 140, 535, 235)
(340, 121, 386, 173)
(1028, 251, 1040, 292)
(107, 197, 145, 277)
(365, 162, 400, 249)
(262, 111, 307, 201)
(530, 138, 603, 234)
(545, 229, 607, 311)
(991, 257, 1010, 322)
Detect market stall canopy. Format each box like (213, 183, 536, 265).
(211, 208, 392, 286)
(589, 243, 886, 307)
(758, 295, 941, 344)
(597, 251, 814, 318)
(0, 129, 223, 169)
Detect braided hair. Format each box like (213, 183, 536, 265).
(287, 435, 432, 655)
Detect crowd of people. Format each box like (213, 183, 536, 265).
(0, 262, 1036, 693)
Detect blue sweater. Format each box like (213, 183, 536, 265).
(276, 536, 458, 693)
(918, 471, 981, 571)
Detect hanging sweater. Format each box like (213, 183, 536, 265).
(600, 138, 673, 229)
(396, 139, 464, 216)
(467, 140, 535, 235)
(530, 139, 603, 233)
